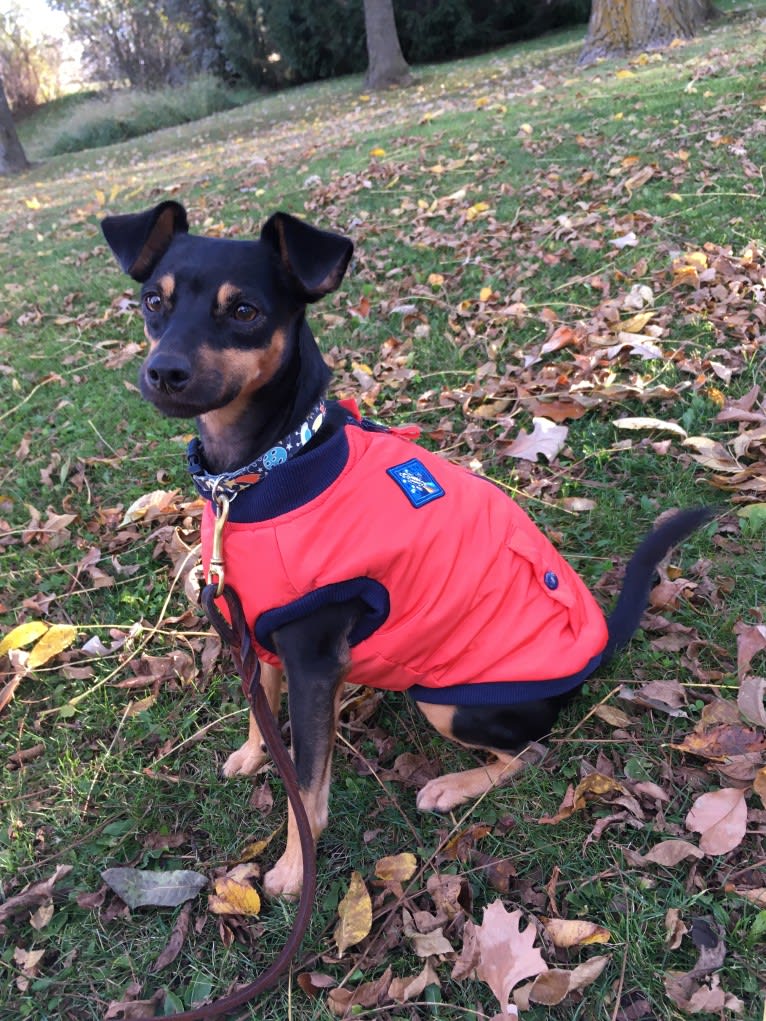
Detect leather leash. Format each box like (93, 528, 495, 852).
(132, 582, 317, 1020)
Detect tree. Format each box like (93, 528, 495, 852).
(0, 75, 28, 175)
(579, 0, 718, 65)
(50, 0, 218, 88)
(363, 0, 411, 90)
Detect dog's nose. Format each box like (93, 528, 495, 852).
(145, 354, 191, 393)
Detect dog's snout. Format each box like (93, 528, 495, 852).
(145, 353, 191, 393)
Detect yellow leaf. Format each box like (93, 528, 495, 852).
(375, 852, 417, 883)
(334, 871, 372, 956)
(475, 96, 490, 108)
(0, 621, 49, 658)
(237, 824, 283, 861)
(616, 69, 635, 78)
(359, 94, 371, 102)
(120, 489, 178, 526)
(369, 147, 386, 157)
(28, 625, 78, 669)
(479, 286, 493, 302)
(518, 122, 533, 135)
(208, 876, 261, 916)
(619, 310, 654, 334)
(427, 273, 445, 287)
(542, 917, 612, 948)
(24, 196, 42, 210)
(466, 201, 491, 221)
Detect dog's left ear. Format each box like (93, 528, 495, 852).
(261, 212, 353, 303)
(101, 201, 189, 282)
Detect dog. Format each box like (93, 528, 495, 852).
(102, 201, 711, 899)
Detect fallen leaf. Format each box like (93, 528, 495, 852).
(640, 839, 705, 866)
(27, 624, 77, 669)
(0, 865, 72, 923)
(374, 851, 417, 883)
(152, 902, 192, 971)
(0, 620, 48, 658)
(520, 956, 609, 1007)
(120, 489, 179, 526)
(389, 959, 440, 1002)
(334, 871, 372, 956)
(614, 416, 687, 438)
(737, 675, 766, 728)
(542, 917, 611, 948)
(685, 788, 747, 855)
(504, 417, 568, 462)
(208, 873, 263, 922)
(474, 901, 548, 1012)
(102, 867, 207, 909)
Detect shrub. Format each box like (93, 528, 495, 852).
(34, 77, 246, 156)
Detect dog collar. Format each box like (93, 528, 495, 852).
(187, 399, 327, 501)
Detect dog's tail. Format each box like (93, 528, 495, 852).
(603, 506, 715, 663)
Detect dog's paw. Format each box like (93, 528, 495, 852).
(416, 775, 470, 813)
(221, 741, 268, 778)
(263, 855, 303, 900)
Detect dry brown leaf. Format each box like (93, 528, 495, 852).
(152, 902, 192, 972)
(474, 902, 548, 1012)
(685, 787, 747, 855)
(0, 865, 72, 924)
(388, 959, 440, 1002)
(754, 766, 766, 808)
(504, 417, 568, 463)
(542, 917, 611, 948)
(640, 839, 705, 866)
(737, 675, 766, 728)
(665, 908, 687, 949)
(520, 956, 609, 1007)
(334, 871, 372, 957)
(374, 852, 417, 883)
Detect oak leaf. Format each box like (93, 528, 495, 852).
(473, 902, 548, 1013)
(504, 417, 568, 463)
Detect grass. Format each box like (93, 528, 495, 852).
(2, 2, 766, 1018)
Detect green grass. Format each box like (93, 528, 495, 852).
(2, 4, 766, 1018)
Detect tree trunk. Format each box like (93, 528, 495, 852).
(579, 0, 719, 65)
(363, 0, 411, 90)
(0, 76, 29, 176)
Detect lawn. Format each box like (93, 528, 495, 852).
(1, 4, 766, 1019)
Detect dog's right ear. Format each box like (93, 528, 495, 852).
(101, 201, 189, 282)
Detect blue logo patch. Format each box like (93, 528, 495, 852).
(386, 458, 445, 508)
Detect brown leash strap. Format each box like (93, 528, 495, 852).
(133, 582, 317, 1020)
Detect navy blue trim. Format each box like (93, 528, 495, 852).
(195, 403, 354, 523)
(407, 652, 603, 707)
(255, 577, 390, 653)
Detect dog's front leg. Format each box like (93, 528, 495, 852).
(222, 661, 283, 777)
(261, 605, 355, 899)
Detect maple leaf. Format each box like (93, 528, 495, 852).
(685, 788, 747, 855)
(503, 417, 568, 463)
(473, 901, 548, 1014)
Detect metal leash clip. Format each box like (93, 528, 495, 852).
(207, 490, 230, 596)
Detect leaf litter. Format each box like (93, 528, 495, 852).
(2, 9, 766, 1020)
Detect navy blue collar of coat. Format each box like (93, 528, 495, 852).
(187, 401, 359, 523)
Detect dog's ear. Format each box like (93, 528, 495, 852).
(261, 212, 353, 303)
(101, 201, 189, 282)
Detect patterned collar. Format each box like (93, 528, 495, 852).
(187, 399, 327, 501)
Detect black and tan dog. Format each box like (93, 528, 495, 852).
(102, 201, 710, 899)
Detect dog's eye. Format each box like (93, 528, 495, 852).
(233, 303, 259, 322)
(143, 292, 162, 313)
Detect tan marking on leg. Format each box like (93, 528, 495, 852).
(263, 678, 344, 899)
(414, 699, 543, 813)
(222, 662, 283, 777)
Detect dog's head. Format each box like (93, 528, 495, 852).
(101, 201, 353, 420)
